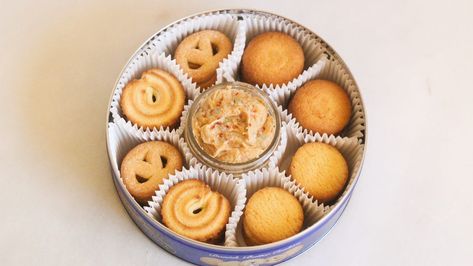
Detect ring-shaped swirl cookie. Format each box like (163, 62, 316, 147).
(161, 179, 231, 243)
(120, 68, 186, 128)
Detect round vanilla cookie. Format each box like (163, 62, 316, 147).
(241, 32, 304, 86)
(288, 79, 352, 135)
(243, 187, 303, 245)
(289, 142, 348, 203)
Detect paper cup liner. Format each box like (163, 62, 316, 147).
(150, 13, 244, 90)
(175, 99, 192, 136)
(268, 59, 326, 107)
(268, 122, 288, 168)
(270, 57, 365, 139)
(239, 13, 328, 92)
(275, 120, 364, 208)
(218, 20, 247, 83)
(276, 105, 294, 130)
(227, 167, 326, 247)
(110, 52, 200, 134)
(107, 122, 197, 205)
(117, 98, 193, 138)
(316, 58, 365, 139)
(143, 165, 247, 247)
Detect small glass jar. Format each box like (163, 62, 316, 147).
(185, 82, 281, 175)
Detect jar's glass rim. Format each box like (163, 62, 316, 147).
(185, 81, 281, 170)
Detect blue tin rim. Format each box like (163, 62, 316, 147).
(105, 8, 368, 253)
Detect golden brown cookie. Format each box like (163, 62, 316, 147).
(195, 72, 217, 90)
(243, 187, 303, 245)
(120, 68, 186, 129)
(241, 32, 304, 86)
(289, 142, 348, 203)
(121, 141, 183, 204)
(288, 79, 352, 135)
(175, 30, 233, 89)
(161, 179, 231, 243)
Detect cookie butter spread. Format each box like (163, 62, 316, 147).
(192, 86, 276, 163)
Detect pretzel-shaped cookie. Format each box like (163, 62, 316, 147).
(161, 179, 231, 243)
(175, 30, 232, 89)
(121, 141, 183, 204)
(120, 68, 186, 128)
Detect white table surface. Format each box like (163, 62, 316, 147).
(1, 0, 472, 265)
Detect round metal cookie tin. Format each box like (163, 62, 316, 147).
(106, 9, 367, 266)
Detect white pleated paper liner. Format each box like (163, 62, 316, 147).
(276, 120, 364, 208)
(110, 52, 200, 135)
(217, 21, 246, 83)
(227, 167, 326, 247)
(150, 13, 246, 90)
(268, 122, 288, 168)
(316, 58, 365, 139)
(118, 98, 192, 137)
(240, 13, 329, 92)
(175, 99, 192, 136)
(268, 59, 325, 108)
(270, 57, 366, 139)
(107, 122, 197, 205)
(144, 165, 247, 247)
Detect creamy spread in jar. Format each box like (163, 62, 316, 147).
(192, 86, 276, 163)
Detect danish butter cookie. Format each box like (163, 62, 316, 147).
(243, 187, 303, 245)
(241, 32, 304, 86)
(120, 68, 186, 129)
(175, 30, 232, 89)
(121, 141, 183, 204)
(161, 179, 231, 243)
(288, 79, 352, 135)
(289, 142, 348, 203)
